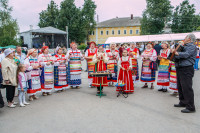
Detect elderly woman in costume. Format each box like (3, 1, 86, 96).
(92, 45, 109, 94)
(66, 42, 84, 89)
(1, 48, 18, 108)
(157, 42, 170, 92)
(84, 41, 97, 88)
(38, 46, 54, 96)
(24, 49, 41, 101)
(106, 43, 119, 86)
(53, 46, 68, 92)
(141, 42, 157, 89)
(127, 42, 140, 82)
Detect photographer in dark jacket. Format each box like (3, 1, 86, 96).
(173, 34, 197, 113)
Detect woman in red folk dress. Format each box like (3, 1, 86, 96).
(92, 45, 109, 94)
(117, 49, 134, 93)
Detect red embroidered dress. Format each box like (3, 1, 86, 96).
(117, 57, 134, 93)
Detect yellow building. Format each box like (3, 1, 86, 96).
(89, 15, 142, 44)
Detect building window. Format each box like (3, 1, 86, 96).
(92, 31, 95, 35)
(136, 30, 139, 34)
(112, 30, 114, 35)
(124, 30, 127, 34)
(101, 31, 103, 35)
(118, 30, 120, 35)
(106, 31, 109, 35)
(130, 30, 133, 34)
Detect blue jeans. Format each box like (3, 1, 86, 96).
(194, 58, 199, 70)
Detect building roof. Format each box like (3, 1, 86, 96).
(20, 26, 67, 35)
(97, 17, 141, 28)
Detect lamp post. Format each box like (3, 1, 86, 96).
(66, 26, 69, 49)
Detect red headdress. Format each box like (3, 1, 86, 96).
(41, 46, 49, 53)
(89, 41, 96, 46)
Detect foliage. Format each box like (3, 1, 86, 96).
(0, 0, 20, 46)
(38, 0, 59, 28)
(78, 44, 87, 50)
(141, 0, 173, 35)
(171, 0, 197, 33)
(38, 0, 96, 44)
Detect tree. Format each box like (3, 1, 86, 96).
(38, 0, 59, 28)
(171, 0, 196, 33)
(141, 0, 173, 35)
(81, 0, 96, 41)
(0, 0, 20, 46)
(57, 0, 96, 44)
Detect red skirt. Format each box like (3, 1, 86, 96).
(117, 59, 134, 92)
(92, 60, 108, 87)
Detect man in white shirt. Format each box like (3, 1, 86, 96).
(15, 46, 26, 64)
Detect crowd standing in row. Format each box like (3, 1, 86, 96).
(0, 34, 198, 113)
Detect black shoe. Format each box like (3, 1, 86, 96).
(162, 89, 167, 92)
(181, 108, 195, 113)
(174, 104, 186, 107)
(158, 89, 163, 91)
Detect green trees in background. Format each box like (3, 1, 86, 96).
(141, 0, 200, 35)
(0, 0, 20, 46)
(38, 0, 96, 44)
(171, 0, 200, 33)
(141, 0, 173, 35)
(38, 0, 59, 28)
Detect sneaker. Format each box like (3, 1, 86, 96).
(13, 102, 18, 105)
(7, 104, 16, 108)
(20, 103, 26, 107)
(23, 102, 30, 105)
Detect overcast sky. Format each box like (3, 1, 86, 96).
(9, 0, 200, 32)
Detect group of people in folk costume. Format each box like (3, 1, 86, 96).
(84, 41, 180, 96)
(1, 40, 182, 108)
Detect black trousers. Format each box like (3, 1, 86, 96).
(5, 85, 15, 103)
(0, 90, 4, 108)
(176, 66, 195, 111)
(155, 59, 160, 71)
(97, 87, 103, 91)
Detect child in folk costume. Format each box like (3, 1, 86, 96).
(66, 42, 84, 89)
(106, 43, 119, 86)
(38, 46, 54, 96)
(92, 45, 109, 94)
(24, 49, 41, 101)
(157, 42, 171, 92)
(17, 64, 30, 107)
(53, 46, 68, 92)
(84, 42, 97, 88)
(117, 49, 134, 93)
(127, 42, 140, 82)
(141, 42, 157, 89)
